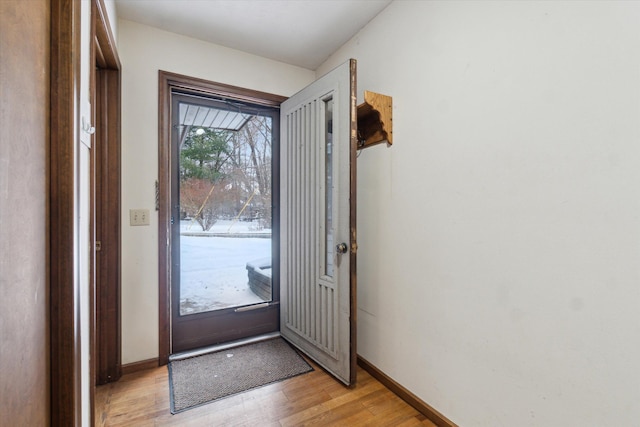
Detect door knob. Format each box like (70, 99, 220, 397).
(336, 243, 348, 254)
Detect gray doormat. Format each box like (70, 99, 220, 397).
(168, 337, 313, 414)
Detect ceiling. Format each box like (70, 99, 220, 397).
(113, 0, 393, 70)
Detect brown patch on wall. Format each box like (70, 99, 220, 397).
(0, 0, 51, 425)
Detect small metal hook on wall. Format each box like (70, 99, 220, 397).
(82, 116, 95, 135)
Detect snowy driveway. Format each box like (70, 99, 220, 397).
(179, 220, 272, 314)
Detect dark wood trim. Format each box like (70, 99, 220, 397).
(357, 356, 458, 427)
(158, 72, 172, 366)
(50, 0, 81, 425)
(159, 71, 286, 107)
(92, 0, 122, 388)
(93, 0, 120, 70)
(121, 358, 160, 375)
(158, 71, 287, 365)
(94, 69, 122, 385)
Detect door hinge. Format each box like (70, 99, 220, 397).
(96, 241, 102, 252)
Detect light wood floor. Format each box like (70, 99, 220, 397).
(95, 358, 437, 426)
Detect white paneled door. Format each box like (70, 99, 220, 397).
(280, 59, 357, 385)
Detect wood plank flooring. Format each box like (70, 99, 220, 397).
(95, 358, 437, 426)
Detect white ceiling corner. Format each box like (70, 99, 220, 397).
(113, 0, 393, 70)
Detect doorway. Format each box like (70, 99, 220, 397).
(92, 2, 122, 386)
(170, 92, 281, 352)
(158, 72, 287, 361)
(158, 61, 357, 385)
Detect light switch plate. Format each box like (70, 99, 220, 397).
(130, 209, 150, 226)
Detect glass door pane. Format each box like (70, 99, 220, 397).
(177, 100, 273, 315)
(324, 98, 334, 277)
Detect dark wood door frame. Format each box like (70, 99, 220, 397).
(51, 0, 121, 424)
(157, 71, 286, 365)
(91, 0, 122, 387)
(50, 0, 82, 424)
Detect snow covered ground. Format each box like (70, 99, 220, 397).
(180, 218, 270, 236)
(179, 220, 272, 315)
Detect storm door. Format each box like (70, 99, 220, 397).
(170, 92, 280, 353)
(280, 59, 357, 385)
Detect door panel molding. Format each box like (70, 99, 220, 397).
(158, 71, 286, 364)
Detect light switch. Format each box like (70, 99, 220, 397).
(130, 209, 150, 226)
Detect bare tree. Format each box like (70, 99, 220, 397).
(179, 116, 273, 231)
(228, 115, 273, 228)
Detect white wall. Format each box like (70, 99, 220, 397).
(118, 19, 315, 364)
(103, 0, 118, 43)
(318, 1, 640, 426)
